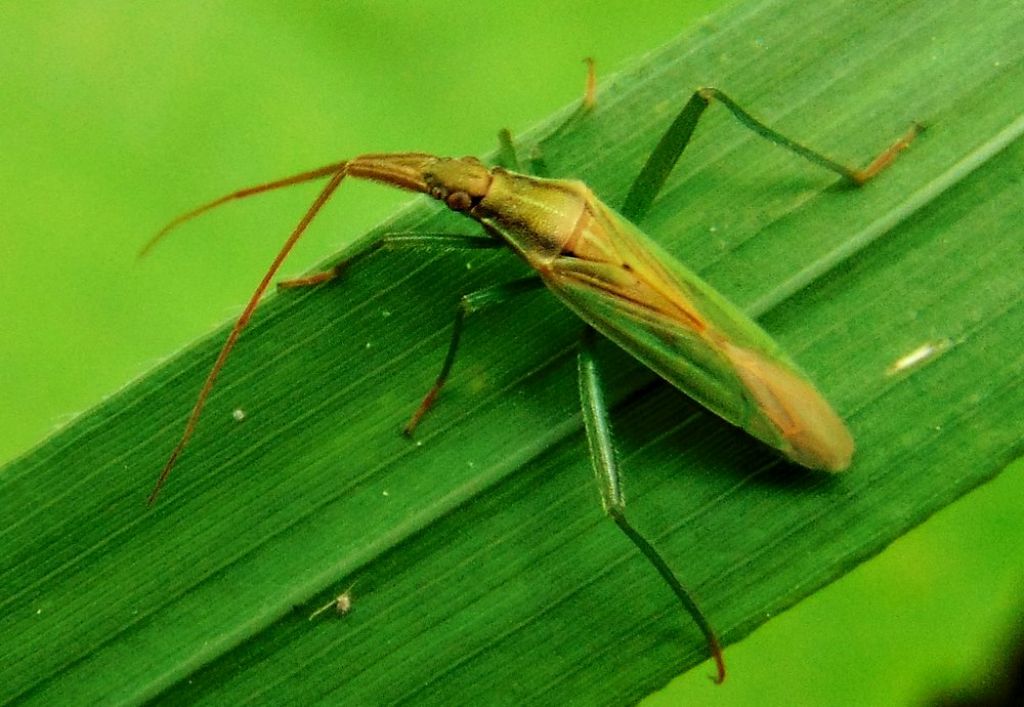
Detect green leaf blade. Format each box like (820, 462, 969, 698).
(2, 0, 1023, 704)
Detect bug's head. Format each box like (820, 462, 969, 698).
(423, 157, 493, 213)
(344, 153, 494, 214)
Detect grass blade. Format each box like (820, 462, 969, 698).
(2, 0, 1022, 703)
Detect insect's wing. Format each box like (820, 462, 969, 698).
(542, 199, 853, 471)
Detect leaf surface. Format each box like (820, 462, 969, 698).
(2, 0, 1023, 703)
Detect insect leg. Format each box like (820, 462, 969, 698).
(493, 58, 598, 176)
(496, 127, 552, 177)
(278, 234, 502, 289)
(494, 129, 522, 172)
(404, 277, 546, 436)
(577, 327, 726, 683)
(620, 88, 922, 223)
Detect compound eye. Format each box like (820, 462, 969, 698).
(446, 191, 473, 212)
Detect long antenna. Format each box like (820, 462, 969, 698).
(139, 161, 349, 257)
(147, 164, 348, 505)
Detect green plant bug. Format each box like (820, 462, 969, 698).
(143, 62, 920, 682)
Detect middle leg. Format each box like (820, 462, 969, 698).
(404, 276, 546, 435)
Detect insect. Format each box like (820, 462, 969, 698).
(144, 62, 920, 682)
(309, 582, 356, 621)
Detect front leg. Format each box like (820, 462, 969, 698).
(277, 233, 503, 290)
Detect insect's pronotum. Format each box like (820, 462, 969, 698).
(144, 63, 920, 682)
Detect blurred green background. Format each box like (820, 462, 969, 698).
(1, 2, 1021, 704)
